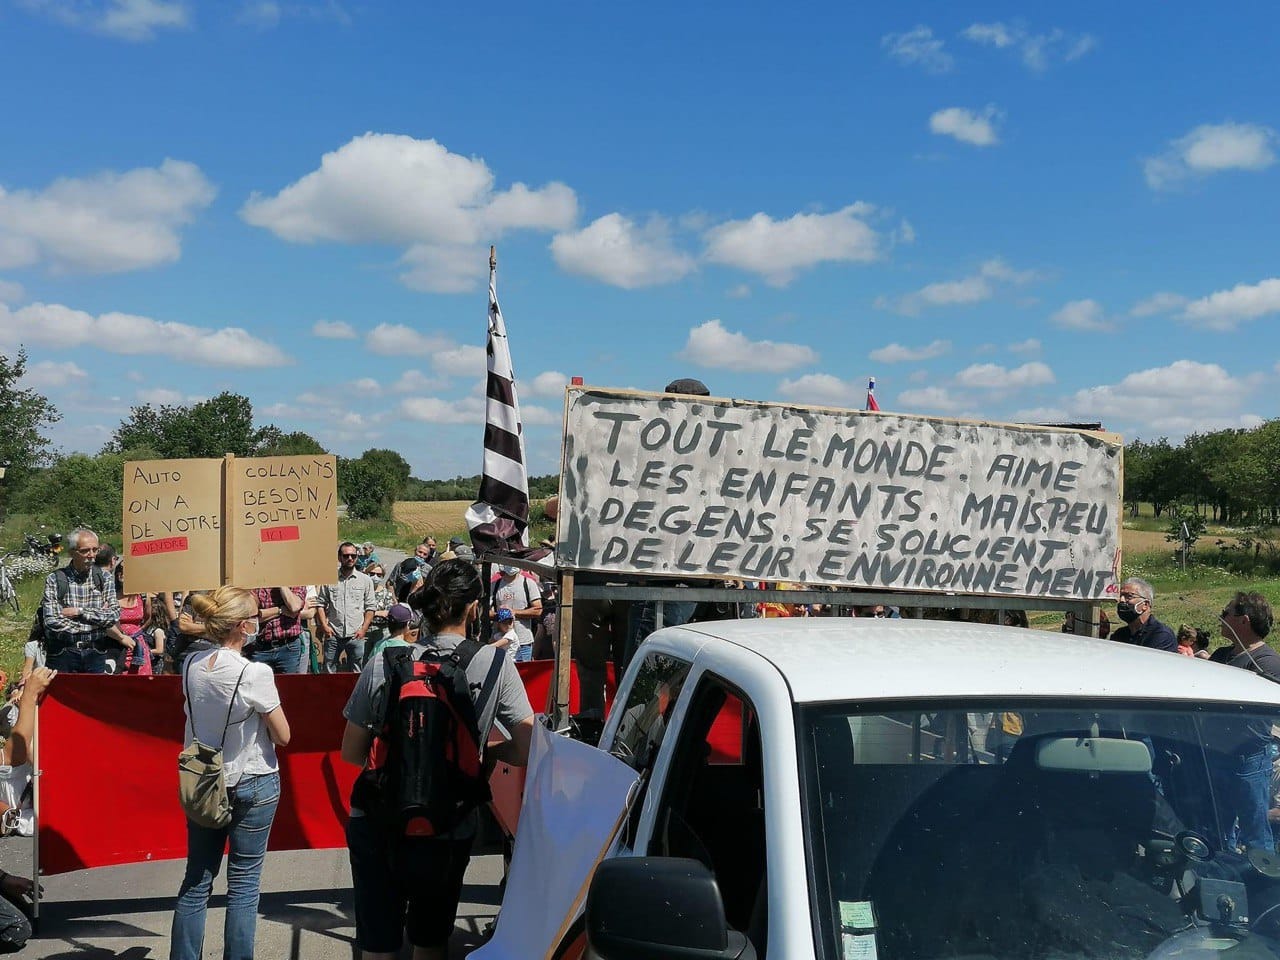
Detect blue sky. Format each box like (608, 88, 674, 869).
(1, 0, 1277, 478)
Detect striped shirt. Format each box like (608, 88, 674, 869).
(42, 565, 120, 648)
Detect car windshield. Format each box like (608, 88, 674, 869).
(801, 699, 1280, 960)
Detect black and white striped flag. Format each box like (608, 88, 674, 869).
(465, 248, 530, 554)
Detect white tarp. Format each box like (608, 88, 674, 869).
(557, 389, 1123, 601)
(472, 721, 639, 960)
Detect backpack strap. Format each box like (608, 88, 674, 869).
(183, 656, 250, 748)
(219, 665, 251, 749)
(451, 636, 485, 671)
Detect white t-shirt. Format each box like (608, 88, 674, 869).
(23, 640, 45, 669)
(183, 648, 282, 786)
(492, 575, 542, 647)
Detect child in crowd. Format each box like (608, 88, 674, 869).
(491, 607, 519, 660)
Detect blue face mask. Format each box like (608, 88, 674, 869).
(410, 568, 423, 582)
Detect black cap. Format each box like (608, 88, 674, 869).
(664, 378, 710, 396)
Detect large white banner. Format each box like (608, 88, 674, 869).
(557, 389, 1123, 601)
(473, 722, 639, 960)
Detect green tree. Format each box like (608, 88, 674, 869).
(0, 349, 61, 505)
(106, 392, 279, 459)
(338, 451, 403, 521)
(258, 430, 327, 457)
(9, 449, 144, 541)
(359, 449, 411, 496)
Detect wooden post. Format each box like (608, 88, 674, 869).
(554, 570, 575, 727)
(222, 453, 236, 586)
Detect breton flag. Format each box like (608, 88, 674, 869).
(865, 376, 881, 412)
(465, 247, 531, 554)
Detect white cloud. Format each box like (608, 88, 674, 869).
(525, 370, 569, 398)
(702, 204, 880, 286)
(1144, 122, 1277, 190)
(961, 22, 1096, 71)
(0, 159, 215, 274)
(550, 214, 694, 289)
(350, 377, 380, 394)
(929, 106, 1002, 147)
(678, 319, 818, 373)
(1008, 338, 1041, 354)
(1065, 359, 1259, 435)
(1050, 298, 1112, 331)
(433, 343, 486, 376)
(955, 361, 1055, 389)
(20, 0, 191, 41)
(869, 340, 951, 363)
(897, 386, 965, 414)
(726, 284, 752, 299)
(777, 374, 864, 407)
(241, 133, 577, 292)
(312, 319, 356, 339)
(1182, 277, 1280, 331)
(879, 257, 1035, 315)
(1129, 292, 1187, 317)
(881, 26, 953, 73)
(0, 300, 291, 367)
(136, 387, 196, 405)
(0, 279, 23, 304)
(365, 323, 453, 358)
(20, 359, 88, 390)
(397, 394, 556, 427)
(391, 369, 447, 394)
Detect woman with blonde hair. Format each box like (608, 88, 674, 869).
(170, 586, 291, 960)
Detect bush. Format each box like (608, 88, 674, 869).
(1165, 504, 1207, 553)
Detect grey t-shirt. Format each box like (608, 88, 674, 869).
(343, 632, 534, 820)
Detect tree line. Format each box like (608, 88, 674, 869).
(0, 354, 550, 538)
(1124, 420, 1280, 526)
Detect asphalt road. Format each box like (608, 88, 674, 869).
(6, 835, 503, 958)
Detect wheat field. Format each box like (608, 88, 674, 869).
(393, 500, 471, 539)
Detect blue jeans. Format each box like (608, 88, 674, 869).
(514, 643, 533, 663)
(1211, 743, 1276, 852)
(250, 637, 305, 675)
(47, 646, 110, 674)
(324, 635, 365, 673)
(171, 771, 281, 960)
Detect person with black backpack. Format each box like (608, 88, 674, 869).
(39, 529, 120, 674)
(340, 559, 534, 960)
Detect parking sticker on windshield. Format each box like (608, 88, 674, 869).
(842, 932, 878, 960)
(839, 900, 876, 930)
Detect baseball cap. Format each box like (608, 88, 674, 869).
(449, 535, 466, 548)
(388, 604, 414, 625)
(495, 608, 514, 623)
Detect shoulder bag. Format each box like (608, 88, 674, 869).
(177, 657, 249, 828)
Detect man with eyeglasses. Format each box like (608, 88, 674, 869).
(315, 542, 377, 672)
(1108, 577, 1177, 652)
(41, 528, 121, 674)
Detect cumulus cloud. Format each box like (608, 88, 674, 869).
(961, 21, 1096, 71)
(702, 204, 880, 286)
(397, 394, 557, 426)
(1181, 277, 1280, 330)
(525, 370, 569, 398)
(1050, 299, 1112, 331)
(954, 361, 1055, 389)
(1065, 359, 1259, 435)
(1008, 338, 1041, 354)
(777, 374, 864, 407)
(241, 133, 577, 291)
(1144, 122, 1277, 190)
(550, 214, 694, 289)
(868, 340, 952, 363)
(364, 323, 456, 358)
(312, 319, 356, 339)
(0, 301, 291, 367)
(20, 0, 191, 41)
(1129, 292, 1187, 317)
(20, 359, 89, 391)
(678, 319, 818, 373)
(878, 257, 1035, 315)
(0, 159, 215, 274)
(929, 106, 1002, 147)
(390, 369, 447, 394)
(897, 386, 965, 414)
(881, 26, 953, 73)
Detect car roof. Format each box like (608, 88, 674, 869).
(662, 617, 1280, 707)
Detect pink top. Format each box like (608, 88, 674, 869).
(119, 595, 147, 634)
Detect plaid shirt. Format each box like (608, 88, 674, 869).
(251, 586, 307, 646)
(42, 564, 120, 648)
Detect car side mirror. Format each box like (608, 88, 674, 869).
(586, 857, 756, 960)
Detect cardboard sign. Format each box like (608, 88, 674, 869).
(123, 454, 338, 593)
(556, 389, 1123, 601)
(230, 455, 338, 589)
(122, 458, 223, 592)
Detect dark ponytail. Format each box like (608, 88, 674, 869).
(409, 558, 482, 633)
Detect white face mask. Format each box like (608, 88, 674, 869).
(243, 619, 260, 643)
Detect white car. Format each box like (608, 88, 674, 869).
(574, 617, 1280, 960)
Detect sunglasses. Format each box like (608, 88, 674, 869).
(339, 553, 358, 560)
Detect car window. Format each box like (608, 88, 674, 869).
(611, 652, 691, 771)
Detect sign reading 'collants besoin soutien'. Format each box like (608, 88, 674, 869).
(556, 388, 1123, 600)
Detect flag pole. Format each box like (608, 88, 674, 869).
(490, 244, 496, 272)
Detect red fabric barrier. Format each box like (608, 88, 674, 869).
(37, 660, 603, 875)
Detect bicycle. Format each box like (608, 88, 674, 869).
(0, 555, 19, 616)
